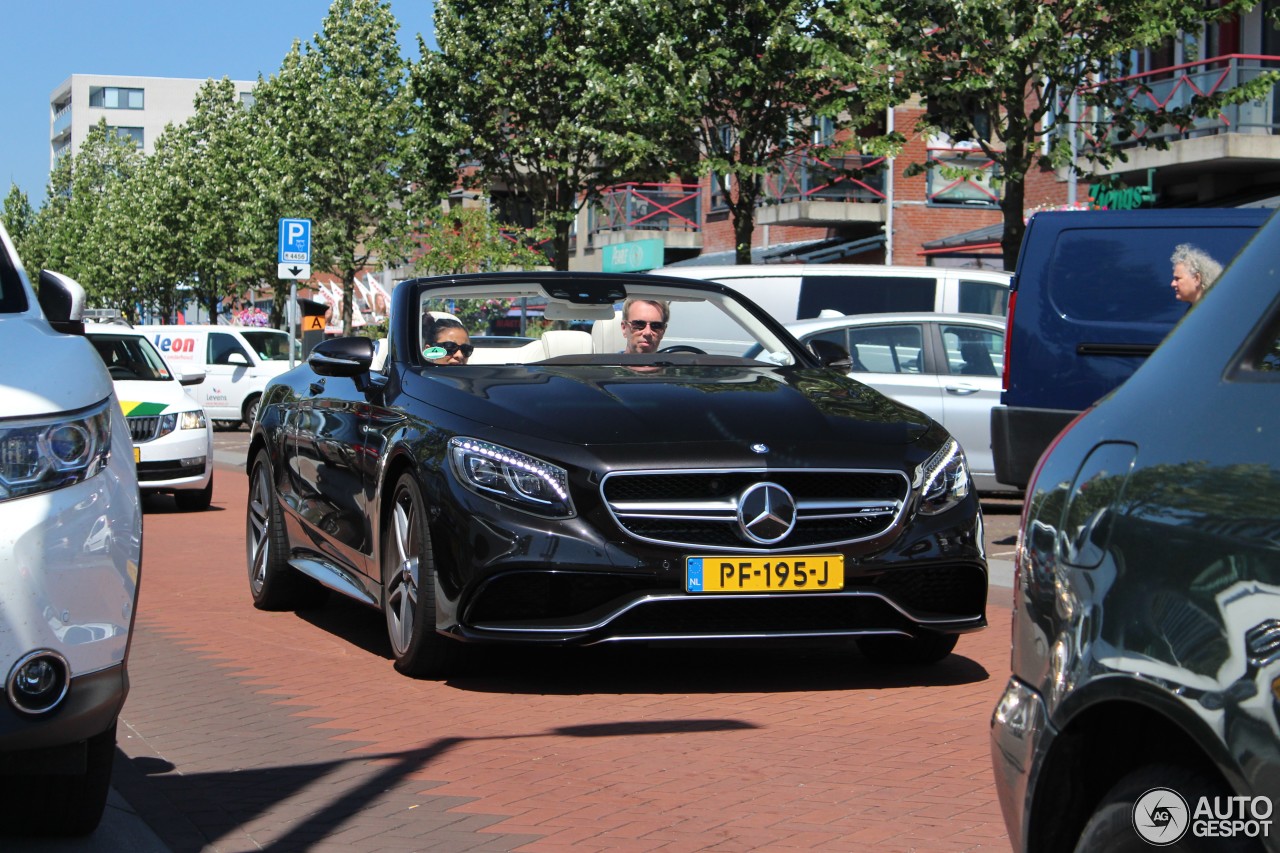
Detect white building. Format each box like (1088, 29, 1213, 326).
(49, 74, 256, 170)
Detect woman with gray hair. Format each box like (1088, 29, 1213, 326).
(1170, 243, 1224, 305)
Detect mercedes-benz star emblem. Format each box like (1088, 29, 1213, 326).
(750, 443, 769, 454)
(737, 482, 797, 545)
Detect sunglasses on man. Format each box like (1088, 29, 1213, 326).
(626, 320, 667, 332)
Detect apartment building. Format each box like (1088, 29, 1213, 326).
(564, 6, 1280, 272)
(49, 74, 256, 169)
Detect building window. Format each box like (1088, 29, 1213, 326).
(110, 126, 144, 148)
(239, 91, 256, 109)
(89, 86, 144, 110)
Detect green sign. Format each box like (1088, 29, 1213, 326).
(602, 238, 665, 272)
(1090, 169, 1156, 210)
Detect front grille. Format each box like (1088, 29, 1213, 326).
(860, 563, 986, 617)
(602, 468, 910, 552)
(128, 416, 163, 443)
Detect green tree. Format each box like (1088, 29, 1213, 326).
(411, 205, 547, 276)
(422, 0, 677, 270)
(1, 184, 34, 266)
(648, 0, 895, 264)
(27, 121, 145, 314)
(258, 0, 438, 335)
(847, 0, 1273, 267)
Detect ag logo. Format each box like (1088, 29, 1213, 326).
(1132, 787, 1189, 845)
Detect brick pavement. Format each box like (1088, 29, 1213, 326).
(114, 469, 1015, 852)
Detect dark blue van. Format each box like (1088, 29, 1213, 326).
(991, 208, 1271, 488)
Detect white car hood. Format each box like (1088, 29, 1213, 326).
(0, 318, 113, 417)
(112, 377, 201, 416)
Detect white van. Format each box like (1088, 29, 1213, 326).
(651, 264, 1011, 354)
(144, 325, 299, 428)
(86, 326, 215, 509)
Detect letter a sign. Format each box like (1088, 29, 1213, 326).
(277, 218, 312, 280)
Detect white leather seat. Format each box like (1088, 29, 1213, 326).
(591, 311, 625, 354)
(540, 330, 594, 359)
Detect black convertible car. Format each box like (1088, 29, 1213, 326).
(245, 271, 987, 677)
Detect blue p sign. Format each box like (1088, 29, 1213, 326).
(278, 218, 312, 264)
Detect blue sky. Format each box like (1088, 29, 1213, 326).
(1, 1, 435, 206)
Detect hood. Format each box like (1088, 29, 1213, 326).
(401, 363, 932, 448)
(111, 378, 201, 416)
(0, 318, 114, 417)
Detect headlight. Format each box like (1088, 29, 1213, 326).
(157, 409, 206, 437)
(915, 436, 970, 515)
(448, 437, 574, 518)
(0, 400, 114, 502)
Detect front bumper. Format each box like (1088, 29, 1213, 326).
(136, 422, 213, 491)
(991, 675, 1054, 850)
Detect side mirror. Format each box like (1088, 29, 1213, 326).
(177, 369, 206, 386)
(808, 338, 853, 371)
(227, 352, 251, 367)
(38, 270, 88, 335)
(308, 336, 375, 377)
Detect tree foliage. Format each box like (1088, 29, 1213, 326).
(845, 0, 1272, 267)
(646, 0, 896, 264)
(422, 0, 678, 270)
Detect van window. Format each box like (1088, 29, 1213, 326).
(798, 276, 935, 318)
(958, 280, 1009, 316)
(209, 332, 252, 365)
(848, 324, 924, 374)
(1047, 227, 1258, 325)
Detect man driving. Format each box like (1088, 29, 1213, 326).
(621, 298, 669, 354)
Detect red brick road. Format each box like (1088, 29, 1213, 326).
(111, 469, 1015, 852)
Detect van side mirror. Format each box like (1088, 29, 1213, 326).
(227, 352, 251, 367)
(38, 270, 87, 335)
(808, 338, 853, 370)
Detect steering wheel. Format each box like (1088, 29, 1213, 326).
(108, 365, 139, 379)
(657, 345, 706, 355)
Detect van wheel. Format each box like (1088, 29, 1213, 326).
(175, 474, 214, 511)
(246, 450, 327, 611)
(242, 394, 262, 428)
(856, 631, 958, 665)
(0, 722, 116, 836)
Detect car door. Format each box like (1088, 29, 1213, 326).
(936, 321, 1003, 487)
(201, 331, 254, 421)
(288, 371, 376, 577)
(813, 322, 944, 421)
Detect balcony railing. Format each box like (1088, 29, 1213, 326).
(927, 146, 1001, 206)
(1076, 54, 1280, 150)
(589, 183, 702, 239)
(763, 149, 887, 206)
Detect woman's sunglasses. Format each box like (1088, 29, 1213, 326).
(627, 320, 667, 332)
(433, 341, 474, 357)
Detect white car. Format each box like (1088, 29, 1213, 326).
(754, 312, 1012, 494)
(0, 223, 142, 835)
(86, 325, 215, 510)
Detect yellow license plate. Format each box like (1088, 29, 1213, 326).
(133, 446, 140, 464)
(686, 555, 844, 593)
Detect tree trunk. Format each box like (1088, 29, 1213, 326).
(731, 193, 757, 266)
(1000, 175, 1026, 272)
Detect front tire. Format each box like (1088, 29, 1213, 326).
(242, 393, 261, 429)
(175, 473, 214, 511)
(246, 450, 327, 611)
(0, 722, 116, 836)
(383, 473, 464, 678)
(856, 631, 958, 665)
(1074, 764, 1259, 852)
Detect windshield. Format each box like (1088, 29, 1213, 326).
(241, 329, 300, 361)
(412, 276, 804, 367)
(90, 333, 174, 382)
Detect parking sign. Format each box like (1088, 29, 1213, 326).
(278, 218, 312, 264)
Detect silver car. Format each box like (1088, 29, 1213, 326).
(754, 312, 1010, 494)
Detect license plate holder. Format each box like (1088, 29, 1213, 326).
(686, 555, 844, 593)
